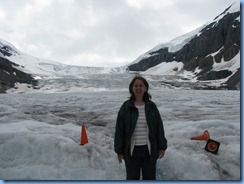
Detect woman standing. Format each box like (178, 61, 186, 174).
(114, 76, 167, 180)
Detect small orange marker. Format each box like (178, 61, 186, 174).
(191, 130, 210, 141)
(80, 124, 88, 145)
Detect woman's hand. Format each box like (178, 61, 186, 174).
(158, 150, 165, 158)
(117, 154, 124, 163)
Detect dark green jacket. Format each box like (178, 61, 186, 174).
(114, 100, 167, 162)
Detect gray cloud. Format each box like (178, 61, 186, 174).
(0, 0, 239, 67)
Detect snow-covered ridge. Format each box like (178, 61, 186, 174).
(0, 38, 20, 57)
(0, 38, 19, 52)
(0, 38, 127, 79)
(10, 53, 126, 78)
(213, 2, 240, 22)
(131, 2, 240, 66)
(152, 25, 206, 53)
(130, 25, 205, 66)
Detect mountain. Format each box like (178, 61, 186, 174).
(0, 3, 240, 93)
(127, 3, 240, 90)
(0, 39, 126, 93)
(0, 39, 126, 78)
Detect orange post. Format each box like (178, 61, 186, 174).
(80, 124, 88, 145)
(191, 130, 210, 141)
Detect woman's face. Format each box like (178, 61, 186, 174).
(132, 79, 147, 100)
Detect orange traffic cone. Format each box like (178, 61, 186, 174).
(80, 124, 88, 145)
(191, 130, 210, 141)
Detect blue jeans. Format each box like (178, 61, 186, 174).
(125, 145, 156, 180)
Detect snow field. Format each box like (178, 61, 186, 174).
(0, 89, 240, 180)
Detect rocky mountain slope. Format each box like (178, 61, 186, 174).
(0, 43, 38, 93)
(127, 3, 240, 90)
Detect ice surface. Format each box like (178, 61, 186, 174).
(0, 87, 240, 180)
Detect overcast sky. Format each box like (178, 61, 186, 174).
(0, 0, 239, 67)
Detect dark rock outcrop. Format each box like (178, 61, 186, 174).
(0, 44, 19, 57)
(0, 57, 37, 93)
(223, 68, 240, 90)
(0, 39, 38, 93)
